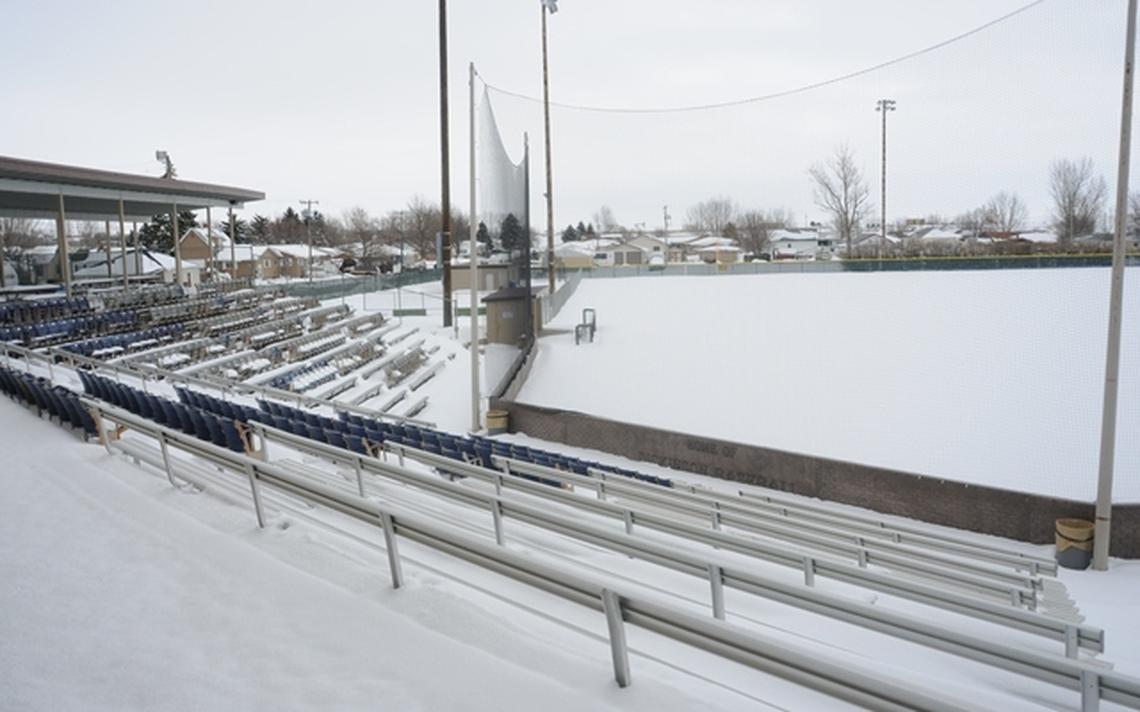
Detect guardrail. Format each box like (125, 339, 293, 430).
(79, 398, 998, 711)
(373, 441, 1105, 655)
(239, 421, 1140, 710)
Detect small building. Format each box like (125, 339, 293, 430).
(553, 241, 596, 270)
(451, 262, 512, 291)
(698, 245, 742, 264)
(179, 226, 232, 261)
(483, 286, 542, 345)
(595, 241, 648, 267)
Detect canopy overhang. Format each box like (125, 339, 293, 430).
(0, 155, 264, 221)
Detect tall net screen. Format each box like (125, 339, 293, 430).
(477, 87, 527, 240)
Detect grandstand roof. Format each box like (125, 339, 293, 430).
(0, 154, 264, 221)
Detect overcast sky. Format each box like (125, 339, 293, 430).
(1, 0, 1134, 231)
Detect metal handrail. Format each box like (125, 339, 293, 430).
(81, 398, 990, 712)
(380, 442, 1102, 654)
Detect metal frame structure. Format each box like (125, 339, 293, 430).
(0, 155, 263, 294)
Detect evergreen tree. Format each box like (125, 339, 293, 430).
(585, 223, 596, 238)
(500, 213, 525, 253)
(221, 217, 249, 243)
(249, 214, 271, 243)
(476, 221, 492, 252)
(576, 221, 587, 235)
(139, 210, 199, 253)
(561, 224, 579, 242)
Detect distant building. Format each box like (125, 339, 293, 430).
(179, 227, 232, 261)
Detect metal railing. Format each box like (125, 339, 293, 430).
(80, 400, 1139, 712)
(80, 398, 1000, 711)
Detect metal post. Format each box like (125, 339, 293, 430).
(301, 199, 319, 282)
(600, 588, 631, 688)
(172, 204, 183, 287)
(491, 499, 504, 545)
(541, 1, 557, 294)
(206, 206, 214, 282)
(229, 205, 237, 276)
(354, 457, 365, 498)
(802, 556, 816, 587)
(439, 0, 454, 328)
(56, 193, 71, 298)
(1081, 670, 1100, 712)
(524, 134, 534, 341)
(104, 220, 113, 280)
(118, 199, 128, 290)
(469, 61, 481, 433)
(708, 564, 725, 620)
(244, 462, 265, 528)
(875, 99, 896, 260)
(158, 432, 179, 488)
(132, 221, 141, 277)
(380, 511, 404, 589)
(1093, 0, 1137, 571)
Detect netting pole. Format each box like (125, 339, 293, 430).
(438, 0, 454, 328)
(541, 1, 556, 294)
(469, 62, 481, 433)
(1093, 0, 1137, 571)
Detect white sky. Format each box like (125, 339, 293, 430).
(0, 0, 1134, 230)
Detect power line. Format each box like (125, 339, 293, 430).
(484, 0, 1049, 115)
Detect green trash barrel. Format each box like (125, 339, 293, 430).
(1055, 518, 1095, 570)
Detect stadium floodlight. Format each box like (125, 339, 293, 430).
(154, 150, 175, 179)
(543, 0, 558, 13)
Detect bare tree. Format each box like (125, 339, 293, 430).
(685, 196, 737, 235)
(809, 144, 871, 254)
(736, 208, 789, 257)
(593, 205, 619, 233)
(1050, 157, 1107, 244)
(982, 192, 1028, 234)
(343, 206, 378, 258)
(1129, 192, 1140, 238)
(955, 208, 987, 239)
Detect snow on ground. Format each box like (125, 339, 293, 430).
(0, 397, 773, 712)
(517, 269, 1140, 501)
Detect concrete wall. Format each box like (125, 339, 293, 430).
(496, 399, 1140, 558)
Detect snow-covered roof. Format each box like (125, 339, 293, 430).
(1018, 230, 1058, 244)
(697, 245, 741, 253)
(769, 229, 818, 243)
(913, 227, 963, 241)
(181, 226, 232, 249)
(73, 249, 177, 277)
(689, 236, 736, 248)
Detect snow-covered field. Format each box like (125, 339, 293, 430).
(518, 269, 1140, 501)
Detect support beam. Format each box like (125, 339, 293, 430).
(229, 205, 237, 276)
(469, 61, 481, 432)
(172, 204, 182, 286)
(438, 0, 453, 328)
(118, 199, 128, 289)
(104, 220, 113, 279)
(132, 221, 141, 277)
(56, 193, 71, 298)
(206, 206, 214, 282)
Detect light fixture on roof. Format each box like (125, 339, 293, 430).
(154, 150, 176, 179)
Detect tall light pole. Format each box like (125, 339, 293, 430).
(541, 0, 558, 293)
(1093, 0, 1137, 571)
(875, 99, 896, 260)
(300, 199, 319, 282)
(439, 0, 454, 328)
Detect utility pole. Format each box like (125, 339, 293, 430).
(541, 0, 558, 293)
(300, 199, 319, 282)
(1093, 0, 1137, 571)
(876, 99, 896, 260)
(469, 61, 480, 433)
(663, 205, 671, 232)
(439, 0, 454, 327)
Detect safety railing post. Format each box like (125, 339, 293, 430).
(380, 511, 404, 589)
(1081, 670, 1100, 711)
(1065, 625, 1079, 659)
(244, 462, 265, 528)
(708, 564, 725, 620)
(600, 588, 631, 688)
(354, 456, 365, 498)
(623, 509, 634, 535)
(492, 499, 504, 546)
(158, 432, 179, 488)
(802, 556, 816, 587)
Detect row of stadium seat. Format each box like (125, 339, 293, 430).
(80, 372, 246, 453)
(266, 359, 334, 391)
(0, 309, 139, 344)
(62, 324, 184, 358)
(0, 296, 90, 325)
(259, 399, 672, 489)
(0, 366, 97, 438)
